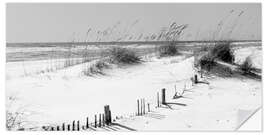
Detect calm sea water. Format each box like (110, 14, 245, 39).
(6, 41, 261, 62)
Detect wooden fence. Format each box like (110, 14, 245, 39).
(42, 105, 112, 131)
(41, 74, 202, 131)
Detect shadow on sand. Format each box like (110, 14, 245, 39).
(111, 123, 136, 131)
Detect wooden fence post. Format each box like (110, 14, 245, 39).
(157, 92, 160, 107)
(104, 105, 112, 125)
(94, 115, 97, 128)
(161, 88, 166, 105)
(137, 99, 140, 116)
(102, 114, 105, 126)
(143, 98, 145, 114)
(142, 99, 144, 115)
(56, 126, 60, 131)
(99, 114, 102, 127)
(62, 123, 65, 131)
(67, 124, 70, 131)
(140, 99, 143, 115)
(72, 120, 75, 131)
(148, 103, 150, 112)
(109, 110, 112, 124)
(194, 74, 198, 84)
(77, 121, 80, 131)
(51, 127, 54, 131)
(86, 117, 89, 128)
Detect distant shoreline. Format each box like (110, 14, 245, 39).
(6, 40, 261, 47)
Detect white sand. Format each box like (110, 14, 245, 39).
(6, 47, 262, 131)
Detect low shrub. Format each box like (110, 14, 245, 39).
(6, 95, 33, 131)
(109, 47, 141, 64)
(210, 42, 235, 63)
(197, 42, 235, 75)
(82, 60, 110, 76)
(239, 56, 253, 74)
(95, 60, 110, 70)
(198, 54, 216, 71)
(158, 42, 179, 57)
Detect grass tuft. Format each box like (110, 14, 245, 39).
(197, 41, 236, 77)
(210, 42, 235, 63)
(82, 60, 110, 76)
(198, 54, 216, 71)
(108, 47, 141, 64)
(158, 42, 179, 57)
(239, 56, 253, 74)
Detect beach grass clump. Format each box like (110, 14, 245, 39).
(156, 23, 188, 57)
(6, 95, 32, 131)
(198, 54, 216, 71)
(108, 47, 141, 64)
(210, 41, 235, 63)
(158, 42, 179, 57)
(82, 60, 110, 76)
(198, 41, 235, 72)
(239, 56, 253, 74)
(82, 47, 141, 76)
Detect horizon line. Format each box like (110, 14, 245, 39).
(6, 39, 261, 45)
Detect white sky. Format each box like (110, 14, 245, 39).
(6, 3, 261, 42)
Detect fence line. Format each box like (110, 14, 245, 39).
(41, 74, 203, 131)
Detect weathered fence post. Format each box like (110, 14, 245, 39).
(194, 75, 198, 84)
(51, 127, 54, 131)
(143, 98, 145, 114)
(157, 92, 160, 107)
(56, 126, 60, 131)
(140, 99, 143, 115)
(141, 98, 143, 115)
(99, 114, 102, 127)
(142, 99, 144, 115)
(67, 124, 70, 131)
(137, 99, 140, 116)
(148, 103, 150, 112)
(161, 88, 166, 105)
(62, 123, 65, 131)
(86, 117, 89, 128)
(72, 120, 75, 131)
(102, 114, 105, 126)
(108, 109, 112, 124)
(77, 121, 80, 131)
(94, 115, 97, 128)
(104, 105, 112, 125)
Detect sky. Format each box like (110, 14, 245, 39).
(6, 3, 261, 43)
